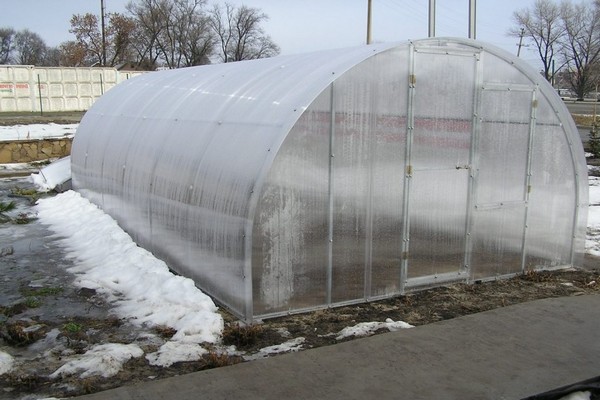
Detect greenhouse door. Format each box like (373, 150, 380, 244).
(469, 84, 537, 280)
(403, 48, 478, 288)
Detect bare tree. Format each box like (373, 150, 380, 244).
(210, 3, 280, 63)
(0, 27, 15, 64)
(58, 40, 90, 67)
(126, 0, 213, 69)
(69, 12, 137, 66)
(559, 0, 600, 99)
(43, 47, 62, 66)
(70, 13, 104, 65)
(126, 0, 165, 69)
(13, 29, 47, 65)
(510, 0, 564, 82)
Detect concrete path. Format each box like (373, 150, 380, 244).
(79, 295, 600, 400)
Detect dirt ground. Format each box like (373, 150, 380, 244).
(0, 112, 599, 398)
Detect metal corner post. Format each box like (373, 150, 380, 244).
(400, 43, 416, 293)
(327, 82, 336, 305)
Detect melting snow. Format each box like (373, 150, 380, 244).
(0, 123, 77, 141)
(334, 318, 414, 340)
(35, 190, 224, 372)
(244, 337, 306, 360)
(0, 351, 14, 375)
(49, 343, 143, 379)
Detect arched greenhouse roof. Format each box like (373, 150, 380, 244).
(72, 38, 588, 322)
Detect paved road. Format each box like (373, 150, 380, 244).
(565, 100, 600, 116)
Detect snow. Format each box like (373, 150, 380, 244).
(30, 156, 71, 192)
(333, 318, 413, 340)
(146, 341, 207, 367)
(244, 337, 306, 360)
(49, 343, 144, 379)
(559, 392, 591, 400)
(35, 190, 224, 373)
(0, 123, 77, 141)
(0, 351, 14, 375)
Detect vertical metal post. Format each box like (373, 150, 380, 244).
(463, 52, 483, 281)
(468, 0, 476, 39)
(521, 87, 538, 272)
(400, 43, 416, 292)
(428, 0, 436, 38)
(326, 83, 336, 305)
(37, 74, 43, 116)
(366, 0, 373, 44)
(100, 73, 104, 95)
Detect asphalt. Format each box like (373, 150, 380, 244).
(77, 294, 600, 400)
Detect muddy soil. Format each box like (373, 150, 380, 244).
(0, 112, 85, 127)
(0, 176, 598, 399)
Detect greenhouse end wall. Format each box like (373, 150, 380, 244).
(71, 38, 588, 322)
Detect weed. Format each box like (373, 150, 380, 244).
(2, 321, 46, 346)
(203, 351, 241, 369)
(520, 270, 553, 283)
(24, 297, 41, 308)
(63, 322, 83, 333)
(21, 287, 63, 297)
(0, 200, 16, 223)
(0, 200, 16, 213)
(11, 188, 38, 197)
(2, 372, 48, 389)
(153, 325, 177, 339)
(222, 323, 264, 347)
(14, 212, 34, 224)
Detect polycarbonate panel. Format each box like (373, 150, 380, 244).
(526, 122, 577, 267)
(369, 50, 409, 297)
(252, 89, 331, 315)
(407, 169, 469, 279)
(412, 51, 475, 170)
(476, 89, 533, 205)
(331, 83, 371, 303)
(471, 205, 526, 279)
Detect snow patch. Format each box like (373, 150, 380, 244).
(0, 123, 77, 141)
(30, 156, 71, 192)
(50, 343, 143, 379)
(334, 318, 413, 340)
(558, 391, 591, 400)
(245, 337, 305, 360)
(145, 341, 208, 367)
(0, 351, 14, 375)
(36, 191, 224, 345)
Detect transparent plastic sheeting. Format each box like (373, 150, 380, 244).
(71, 38, 588, 322)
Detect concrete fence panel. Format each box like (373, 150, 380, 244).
(0, 65, 146, 113)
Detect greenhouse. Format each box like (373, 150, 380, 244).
(71, 37, 588, 322)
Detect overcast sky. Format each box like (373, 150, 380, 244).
(2, 0, 542, 67)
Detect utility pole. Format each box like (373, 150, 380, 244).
(101, 0, 107, 66)
(366, 0, 372, 44)
(428, 0, 435, 37)
(468, 0, 476, 39)
(517, 27, 525, 57)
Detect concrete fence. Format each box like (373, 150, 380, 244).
(0, 65, 146, 113)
